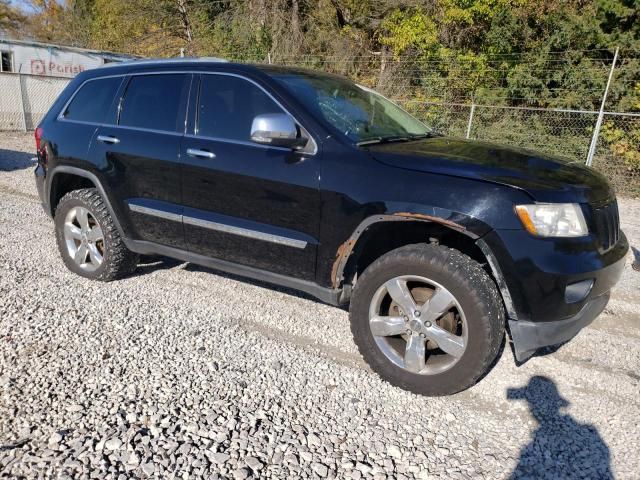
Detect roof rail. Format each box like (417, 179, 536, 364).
(98, 57, 229, 69)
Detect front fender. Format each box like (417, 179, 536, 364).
(329, 207, 493, 289)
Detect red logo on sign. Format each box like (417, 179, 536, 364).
(31, 60, 46, 75)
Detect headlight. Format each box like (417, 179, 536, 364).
(515, 203, 588, 237)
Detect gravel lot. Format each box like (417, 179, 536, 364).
(1, 132, 639, 479)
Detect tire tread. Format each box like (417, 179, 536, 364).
(55, 188, 138, 281)
(349, 243, 504, 396)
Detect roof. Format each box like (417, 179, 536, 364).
(86, 59, 352, 80)
(77, 59, 353, 85)
(0, 37, 135, 59)
(72, 57, 254, 81)
(97, 57, 228, 70)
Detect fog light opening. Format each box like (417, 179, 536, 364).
(565, 279, 594, 304)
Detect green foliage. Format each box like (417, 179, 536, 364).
(13, 0, 638, 111)
(439, 0, 525, 30)
(380, 9, 438, 55)
(601, 115, 640, 170)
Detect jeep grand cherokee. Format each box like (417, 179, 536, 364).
(34, 58, 628, 396)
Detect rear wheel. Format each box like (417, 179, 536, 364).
(349, 244, 504, 396)
(55, 188, 139, 281)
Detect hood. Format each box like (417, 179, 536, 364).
(367, 137, 614, 204)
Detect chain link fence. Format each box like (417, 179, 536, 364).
(0, 73, 26, 130)
(0, 65, 638, 197)
(0, 73, 69, 131)
(399, 101, 639, 197)
(592, 113, 640, 196)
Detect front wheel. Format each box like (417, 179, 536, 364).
(349, 244, 504, 396)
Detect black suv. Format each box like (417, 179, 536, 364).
(34, 59, 628, 396)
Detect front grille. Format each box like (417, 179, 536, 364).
(592, 200, 620, 251)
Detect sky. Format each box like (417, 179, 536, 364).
(10, 1, 40, 13)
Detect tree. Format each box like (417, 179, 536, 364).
(9, 0, 639, 114)
(23, 0, 66, 42)
(0, 0, 25, 35)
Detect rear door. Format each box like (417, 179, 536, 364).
(50, 75, 124, 178)
(180, 73, 321, 280)
(90, 73, 192, 248)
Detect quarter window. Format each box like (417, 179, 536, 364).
(197, 75, 284, 141)
(62, 76, 121, 123)
(119, 74, 189, 132)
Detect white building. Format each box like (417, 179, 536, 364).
(0, 38, 133, 78)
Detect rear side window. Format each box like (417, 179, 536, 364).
(119, 74, 189, 132)
(62, 77, 121, 123)
(197, 75, 284, 141)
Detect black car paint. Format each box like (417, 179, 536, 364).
(178, 72, 322, 279)
(368, 137, 615, 205)
(34, 60, 628, 361)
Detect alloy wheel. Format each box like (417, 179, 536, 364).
(63, 206, 105, 272)
(368, 275, 467, 375)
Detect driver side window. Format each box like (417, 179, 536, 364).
(197, 75, 284, 142)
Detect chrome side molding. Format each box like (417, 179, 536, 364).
(127, 202, 307, 249)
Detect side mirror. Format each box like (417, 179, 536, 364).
(250, 113, 307, 149)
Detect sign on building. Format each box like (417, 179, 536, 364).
(0, 38, 132, 77)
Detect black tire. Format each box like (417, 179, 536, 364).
(349, 243, 504, 396)
(55, 188, 139, 281)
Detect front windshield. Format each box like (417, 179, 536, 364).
(271, 72, 430, 144)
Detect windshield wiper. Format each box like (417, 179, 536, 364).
(356, 133, 433, 146)
(356, 135, 410, 146)
(408, 133, 432, 140)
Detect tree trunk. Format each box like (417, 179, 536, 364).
(249, 0, 267, 29)
(330, 0, 347, 28)
(176, 0, 193, 54)
(291, 0, 300, 34)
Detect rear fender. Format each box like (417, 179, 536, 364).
(47, 166, 126, 238)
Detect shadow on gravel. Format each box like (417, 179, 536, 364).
(0, 148, 35, 171)
(507, 376, 613, 479)
(134, 256, 184, 276)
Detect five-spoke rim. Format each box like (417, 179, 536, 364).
(63, 206, 104, 272)
(368, 275, 467, 375)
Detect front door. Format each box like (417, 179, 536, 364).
(180, 73, 321, 280)
(90, 73, 192, 248)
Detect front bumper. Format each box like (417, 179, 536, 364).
(480, 228, 628, 361)
(509, 293, 609, 361)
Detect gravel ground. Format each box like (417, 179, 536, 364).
(1, 132, 639, 479)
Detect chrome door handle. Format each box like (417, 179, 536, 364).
(97, 135, 120, 144)
(187, 148, 216, 159)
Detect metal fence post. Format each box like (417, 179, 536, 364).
(586, 47, 618, 167)
(466, 102, 476, 139)
(18, 73, 28, 132)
